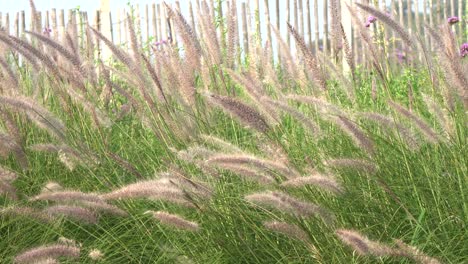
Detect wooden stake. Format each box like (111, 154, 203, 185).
(145, 4, 150, 43)
(415, 0, 420, 36)
(306, 0, 312, 46)
(264, 0, 272, 52)
(286, 0, 290, 46)
(116, 8, 121, 45)
(254, 0, 261, 44)
(299, 0, 304, 38)
(5, 13, 9, 35)
(407, 0, 412, 34)
(241, 2, 249, 56)
(276, 0, 281, 60)
(293, 0, 298, 31)
(314, 0, 319, 53)
(58, 9, 65, 42)
(51, 9, 57, 41)
(323, 0, 328, 55)
(14, 12, 19, 37)
(20, 11, 26, 37)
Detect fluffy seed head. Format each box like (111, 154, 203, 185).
(336, 229, 396, 256)
(263, 221, 311, 244)
(88, 249, 104, 261)
(14, 244, 80, 264)
(324, 158, 378, 174)
(246, 191, 333, 223)
(393, 239, 442, 264)
(146, 210, 199, 231)
(281, 174, 344, 194)
(44, 205, 98, 224)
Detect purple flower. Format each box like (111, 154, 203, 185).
(43, 27, 52, 36)
(365, 16, 377, 28)
(367, 16, 377, 23)
(396, 50, 406, 63)
(447, 16, 460, 25)
(154, 39, 168, 47)
(460, 43, 468, 58)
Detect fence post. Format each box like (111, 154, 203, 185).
(286, 0, 290, 46)
(407, 0, 413, 34)
(341, 0, 352, 73)
(5, 13, 9, 34)
(390, 0, 396, 52)
(122, 9, 128, 46)
(443, 0, 447, 22)
(135, 4, 142, 45)
(241, 2, 249, 55)
(58, 10, 65, 42)
(264, 0, 272, 52)
(157, 4, 162, 41)
(306, 0, 312, 47)
(323, 0, 328, 55)
(145, 4, 149, 44)
(246, 0, 252, 54)
(314, 0, 319, 53)
(116, 8, 121, 45)
(99, 0, 112, 61)
(254, 0, 261, 45)
(14, 12, 19, 38)
(45, 10, 50, 30)
(299, 0, 304, 38)
(276, 0, 281, 60)
(415, 0, 420, 36)
(51, 9, 58, 41)
(450, 0, 455, 18)
(435, 0, 440, 25)
(293, 0, 298, 31)
(218, 0, 225, 50)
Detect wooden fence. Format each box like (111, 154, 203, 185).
(0, 0, 466, 66)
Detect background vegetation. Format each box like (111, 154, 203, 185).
(0, 0, 466, 263)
